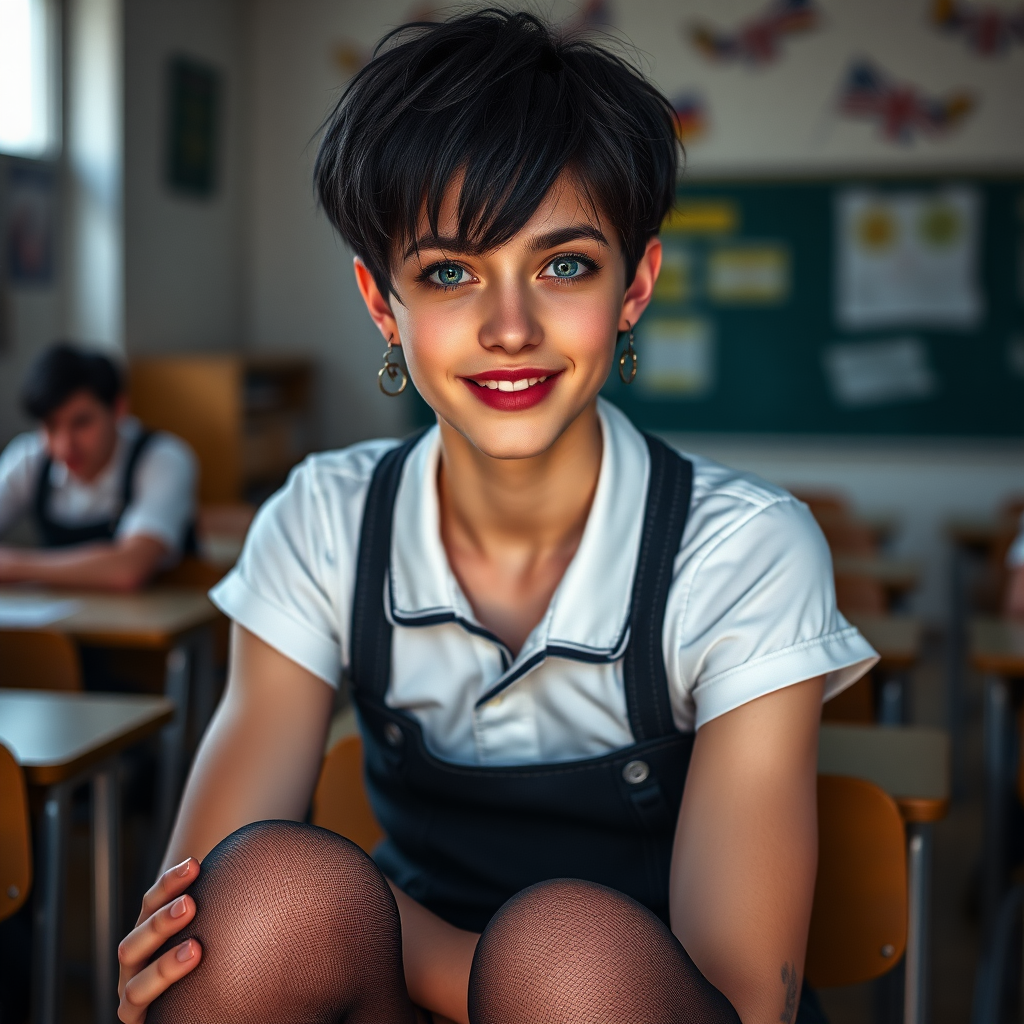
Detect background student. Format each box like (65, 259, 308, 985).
(0, 342, 197, 591)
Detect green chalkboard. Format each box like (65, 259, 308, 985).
(603, 177, 1024, 437)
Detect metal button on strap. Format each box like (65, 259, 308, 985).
(622, 760, 650, 785)
(384, 722, 404, 748)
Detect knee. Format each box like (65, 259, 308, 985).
(148, 821, 401, 1022)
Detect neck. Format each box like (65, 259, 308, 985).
(437, 402, 603, 557)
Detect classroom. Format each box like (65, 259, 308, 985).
(0, 1, 1022, 1022)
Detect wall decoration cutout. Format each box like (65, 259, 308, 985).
(672, 93, 709, 144)
(637, 318, 715, 397)
(837, 60, 974, 143)
(931, 0, 1024, 56)
(688, 0, 819, 67)
(663, 200, 739, 235)
(823, 337, 938, 408)
(652, 247, 694, 304)
(836, 187, 982, 330)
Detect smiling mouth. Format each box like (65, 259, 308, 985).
(470, 375, 551, 392)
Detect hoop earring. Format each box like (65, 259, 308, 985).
(378, 335, 408, 396)
(618, 321, 637, 385)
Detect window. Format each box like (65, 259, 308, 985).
(0, 0, 59, 158)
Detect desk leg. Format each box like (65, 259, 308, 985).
(983, 674, 1012, 934)
(93, 765, 120, 1023)
(154, 645, 190, 869)
(32, 783, 69, 1024)
(946, 543, 973, 800)
(904, 824, 933, 1024)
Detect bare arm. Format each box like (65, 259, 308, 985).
(0, 534, 168, 591)
(670, 675, 824, 1024)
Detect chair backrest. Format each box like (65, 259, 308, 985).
(818, 517, 879, 558)
(805, 774, 907, 989)
(834, 573, 888, 615)
(0, 630, 82, 690)
(0, 743, 32, 923)
(790, 491, 851, 520)
(312, 734, 385, 854)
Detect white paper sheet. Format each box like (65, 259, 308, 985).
(0, 596, 81, 628)
(823, 337, 938, 408)
(836, 187, 982, 330)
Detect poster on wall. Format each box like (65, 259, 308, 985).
(836, 187, 982, 330)
(5, 162, 55, 286)
(823, 337, 938, 407)
(166, 56, 221, 197)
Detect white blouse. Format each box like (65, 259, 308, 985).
(211, 399, 877, 766)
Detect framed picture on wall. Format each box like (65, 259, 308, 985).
(166, 55, 221, 198)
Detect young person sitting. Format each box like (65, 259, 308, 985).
(0, 343, 197, 591)
(116, 12, 877, 1024)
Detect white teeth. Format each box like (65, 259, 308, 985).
(474, 375, 552, 390)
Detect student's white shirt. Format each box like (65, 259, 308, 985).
(0, 416, 198, 555)
(212, 399, 877, 767)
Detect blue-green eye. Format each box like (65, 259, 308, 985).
(430, 264, 465, 287)
(550, 258, 580, 278)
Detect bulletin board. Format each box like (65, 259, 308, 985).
(602, 176, 1024, 437)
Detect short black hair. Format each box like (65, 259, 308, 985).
(21, 343, 124, 420)
(314, 8, 679, 298)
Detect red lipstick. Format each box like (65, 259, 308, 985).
(461, 368, 562, 411)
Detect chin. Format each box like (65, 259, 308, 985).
(445, 408, 582, 462)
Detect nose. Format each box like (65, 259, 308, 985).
(477, 277, 541, 355)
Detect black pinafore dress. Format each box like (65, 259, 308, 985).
(348, 430, 694, 933)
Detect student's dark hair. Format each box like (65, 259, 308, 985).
(20, 342, 124, 420)
(314, 8, 679, 298)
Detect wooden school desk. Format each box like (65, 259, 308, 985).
(0, 587, 219, 854)
(846, 613, 923, 725)
(0, 690, 174, 1024)
(819, 724, 949, 1024)
(970, 617, 1024, 932)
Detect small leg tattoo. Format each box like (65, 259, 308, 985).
(779, 962, 799, 1024)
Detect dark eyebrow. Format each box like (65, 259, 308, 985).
(404, 224, 609, 261)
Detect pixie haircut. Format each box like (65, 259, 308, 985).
(314, 8, 679, 298)
(21, 343, 123, 420)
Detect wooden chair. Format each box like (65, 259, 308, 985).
(821, 674, 875, 723)
(312, 734, 385, 853)
(0, 742, 32, 923)
(0, 631, 83, 690)
(806, 774, 907, 988)
(790, 491, 851, 520)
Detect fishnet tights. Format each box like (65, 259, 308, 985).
(147, 822, 740, 1024)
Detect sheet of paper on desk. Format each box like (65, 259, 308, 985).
(0, 596, 81, 627)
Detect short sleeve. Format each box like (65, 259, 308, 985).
(666, 497, 878, 731)
(209, 442, 393, 687)
(116, 434, 198, 552)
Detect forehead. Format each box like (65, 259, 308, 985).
(48, 390, 110, 423)
(410, 173, 612, 254)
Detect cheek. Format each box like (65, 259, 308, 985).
(393, 305, 460, 380)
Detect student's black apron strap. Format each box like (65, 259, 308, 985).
(33, 429, 157, 547)
(349, 429, 695, 932)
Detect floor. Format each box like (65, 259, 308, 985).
(39, 638, 999, 1023)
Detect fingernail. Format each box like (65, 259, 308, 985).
(173, 859, 192, 877)
(176, 940, 195, 962)
(169, 897, 188, 919)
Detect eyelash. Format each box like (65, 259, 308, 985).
(417, 252, 602, 292)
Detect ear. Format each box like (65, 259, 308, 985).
(618, 237, 662, 333)
(353, 258, 402, 347)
